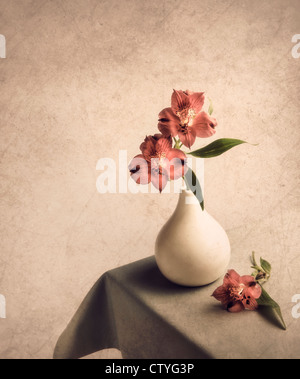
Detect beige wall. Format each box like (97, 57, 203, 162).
(0, 0, 299, 359)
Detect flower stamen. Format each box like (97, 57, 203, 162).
(177, 108, 196, 127)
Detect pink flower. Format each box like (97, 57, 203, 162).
(129, 134, 187, 193)
(158, 90, 217, 148)
(212, 270, 262, 313)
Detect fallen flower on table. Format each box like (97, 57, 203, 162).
(212, 269, 262, 313)
(212, 252, 287, 330)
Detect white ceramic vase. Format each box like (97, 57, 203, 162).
(155, 188, 231, 287)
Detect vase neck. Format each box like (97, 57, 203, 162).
(179, 189, 202, 207)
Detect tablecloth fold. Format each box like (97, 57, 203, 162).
(53, 257, 212, 359)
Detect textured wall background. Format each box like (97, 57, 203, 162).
(0, 0, 299, 359)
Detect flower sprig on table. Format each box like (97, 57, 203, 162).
(129, 89, 251, 208)
(212, 253, 287, 330)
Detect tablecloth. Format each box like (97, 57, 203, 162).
(53, 256, 299, 359)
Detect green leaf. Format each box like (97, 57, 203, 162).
(188, 138, 251, 159)
(260, 258, 272, 275)
(184, 168, 204, 211)
(257, 287, 286, 330)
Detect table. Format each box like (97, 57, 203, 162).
(53, 256, 299, 359)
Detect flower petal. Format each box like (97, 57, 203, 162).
(166, 149, 188, 180)
(241, 277, 262, 299)
(129, 155, 151, 185)
(166, 148, 187, 162)
(188, 91, 205, 114)
(242, 295, 259, 311)
(223, 269, 241, 287)
(240, 275, 257, 286)
(150, 168, 169, 193)
(155, 136, 172, 154)
(152, 134, 164, 141)
(158, 107, 180, 137)
(227, 301, 244, 313)
(171, 90, 190, 114)
(178, 128, 196, 149)
(212, 285, 230, 305)
(140, 136, 157, 159)
(192, 111, 217, 138)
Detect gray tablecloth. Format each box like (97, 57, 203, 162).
(53, 256, 298, 359)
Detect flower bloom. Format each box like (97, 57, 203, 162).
(212, 269, 262, 312)
(158, 90, 218, 148)
(129, 134, 187, 192)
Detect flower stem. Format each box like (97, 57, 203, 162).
(173, 138, 182, 150)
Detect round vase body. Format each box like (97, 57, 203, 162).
(155, 189, 231, 287)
